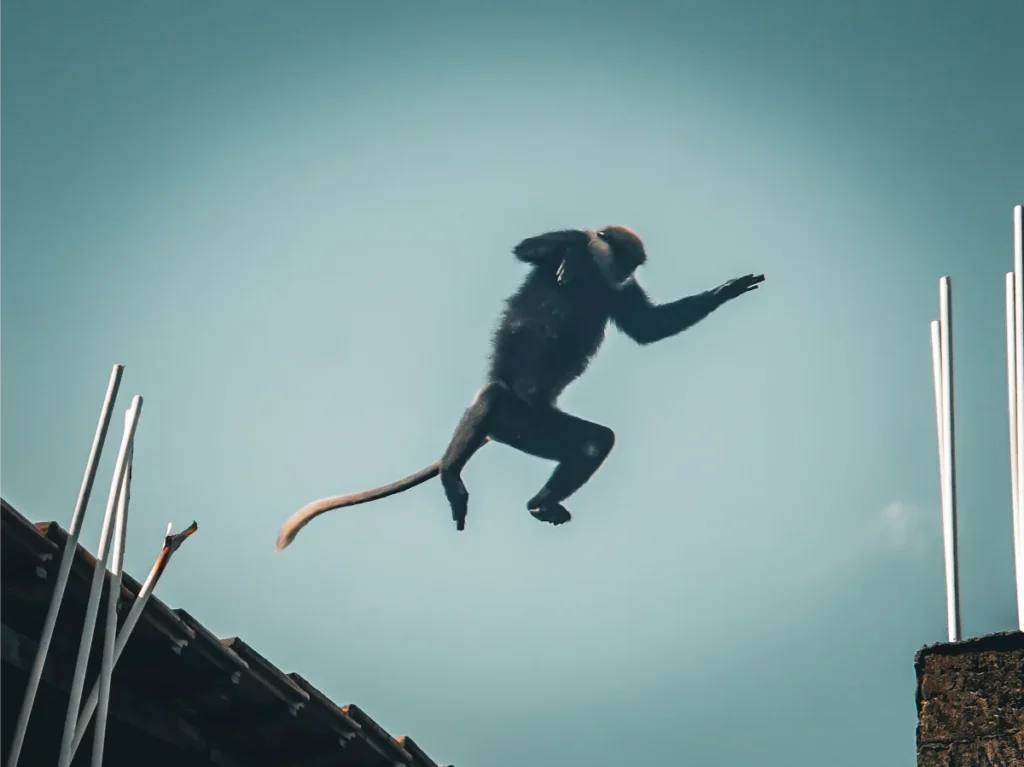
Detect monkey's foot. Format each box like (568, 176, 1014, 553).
(441, 472, 469, 532)
(529, 504, 572, 526)
(452, 506, 468, 531)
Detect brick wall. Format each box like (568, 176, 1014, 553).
(915, 631, 1024, 766)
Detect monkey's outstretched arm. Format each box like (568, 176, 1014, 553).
(275, 461, 441, 551)
(611, 274, 764, 344)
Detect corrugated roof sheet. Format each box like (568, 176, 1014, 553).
(0, 498, 452, 767)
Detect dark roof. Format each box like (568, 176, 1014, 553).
(914, 630, 1024, 662)
(0, 498, 452, 767)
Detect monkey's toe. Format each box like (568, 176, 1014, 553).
(451, 501, 468, 530)
(441, 473, 470, 531)
(529, 504, 572, 526)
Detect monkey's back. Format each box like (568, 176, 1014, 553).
(487, 268, 611, 405)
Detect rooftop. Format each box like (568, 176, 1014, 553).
(0, 497, 452, 767)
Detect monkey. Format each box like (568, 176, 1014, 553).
(275, 225, 764, 551)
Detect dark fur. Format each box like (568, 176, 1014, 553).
(489, 248, 611, 406)
(275, 226, 764, 551)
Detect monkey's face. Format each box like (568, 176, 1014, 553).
(587, 225, 647, 290)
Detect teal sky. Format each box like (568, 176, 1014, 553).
(2, 2, 1022, 764)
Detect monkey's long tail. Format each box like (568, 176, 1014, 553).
(275, 461, 441, 552)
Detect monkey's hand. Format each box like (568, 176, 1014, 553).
(712, 273, 765, 303)
(556, 251, 583, 286)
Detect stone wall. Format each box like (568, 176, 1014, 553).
(915, 631, 1024, 766)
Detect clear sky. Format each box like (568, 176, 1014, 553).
(2, 1, 1022, 765)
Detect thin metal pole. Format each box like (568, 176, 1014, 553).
(930, 321, 946, 493)
(92, 421, 133, 767)
(5, 364, 124, 767)
(930, 319, 953, 638)
(1015, 204, 1024, 632)
(69, 519, 198, 758)
(930, 318, 957, 638)
(1007, 272, 1024, 630)
(938, 277, 961, 642)
(57, 395, 143, 767)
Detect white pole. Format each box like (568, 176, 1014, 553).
(930, 318, 956, 638)
(1007, 271, 1024, 630)
(57, 395, 143, 767)
(69, 519, 198, 758)
(930, 319, 954, 638)
(930, 321, 946, 493)
(91, 419, 133, 767)
(6, 364, 124, 767)
(938, 277, 961, 642)
(1015, 204, 1024, 632)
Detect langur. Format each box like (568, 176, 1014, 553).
(276, 225, 764, 550)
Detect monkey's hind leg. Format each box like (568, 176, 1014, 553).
(526, 414, 615, 526)
(483, 396, 617, 526)
(439, 384, 508, 530)
(440, 382, 616, 529)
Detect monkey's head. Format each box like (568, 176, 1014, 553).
(587, 225, 647, 290)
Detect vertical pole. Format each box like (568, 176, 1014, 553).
(92, 417, 133, 767)
(1015, 204, 1024, 631)
(1007, 272, 1024, 630)
(930, 319, 954, 638)
(938, 277, 961, 642)
(70, 520, 198, 758)
(6, 364, 124, 767)
(930, 321, 946, 492)
(57, 395, 143, 767)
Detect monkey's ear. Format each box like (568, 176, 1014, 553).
(512, 229, 589, 265)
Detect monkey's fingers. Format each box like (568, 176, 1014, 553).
(556, 257, 577, 286)
(530, 504, 572, 526)
(735, 273, 765, 296)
